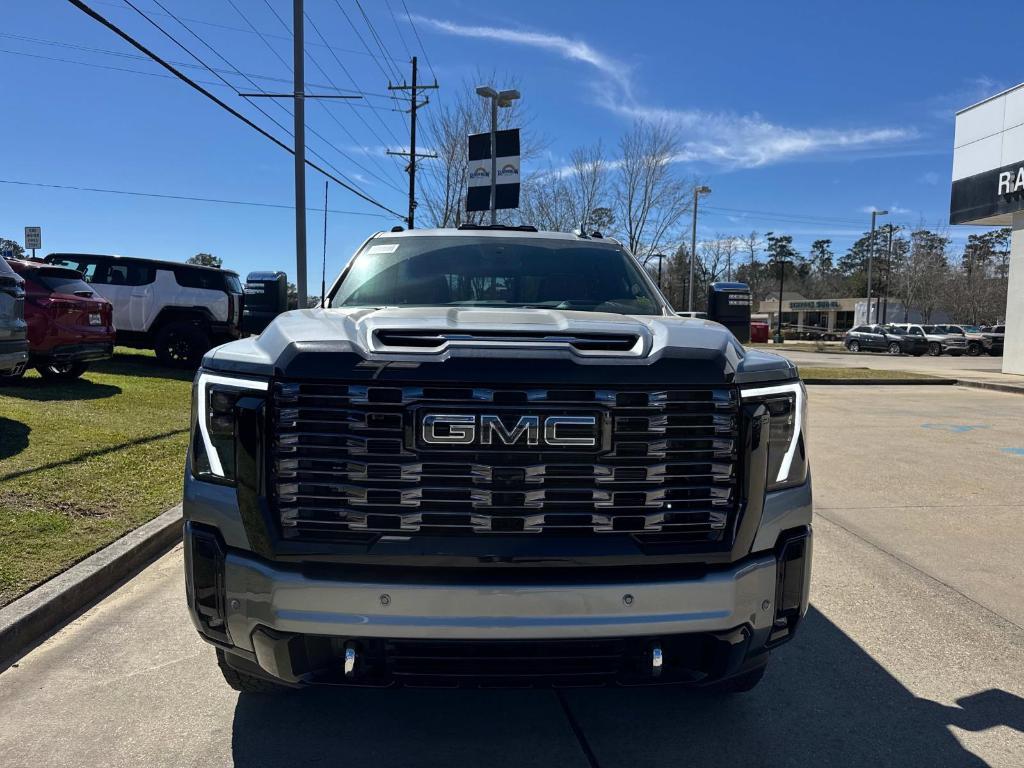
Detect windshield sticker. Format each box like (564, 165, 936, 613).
(367, 243, 399, 255)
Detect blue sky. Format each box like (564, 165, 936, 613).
(1, 0, 1021, 292)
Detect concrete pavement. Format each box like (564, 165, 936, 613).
(1, 386, 1022, 767)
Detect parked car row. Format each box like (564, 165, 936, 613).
(0, 253, 244, 383)
(844, 323, 1005, 356)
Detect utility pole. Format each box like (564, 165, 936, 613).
(387, 57, 438, 229)
(293, 0, 307, 308)
(865, 209, 887, 325)
(881, 225, 894, 324)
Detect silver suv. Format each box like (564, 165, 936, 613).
(892, 324, 967, 357)
(0, 258, 28, 378)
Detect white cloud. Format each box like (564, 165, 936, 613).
(919, 171, 940, 186)
(410, 16, 632, 95)
(415, 15, 917, 168)
(859, 204, 915, 216)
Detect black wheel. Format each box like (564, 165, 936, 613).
(928, 342, 942, 356)
(888, 342, 902, 355)
(216, 649, 291, 694)
(36, 362, 88, 381)
(847, 340, 860, 353)
(154, 322, 210, 368)
(708, 665, 766, 694)
(966, 342, 982, 356)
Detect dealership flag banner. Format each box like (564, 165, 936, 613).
(466, 129, 520, 213)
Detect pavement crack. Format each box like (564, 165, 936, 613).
(813, 511, 1024, 633)
(554, 689, 602, 768)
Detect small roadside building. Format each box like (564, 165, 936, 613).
(757, 293, 944, 334)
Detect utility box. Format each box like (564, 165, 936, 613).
(708, 282, 752, 343)
(242, 271, 288, 336)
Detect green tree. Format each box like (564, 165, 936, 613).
(0, 238, 26, 259)
(187, 252, 222, 268)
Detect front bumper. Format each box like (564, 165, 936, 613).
(185, 522, 812, 686)
(0, 340, 28, 375)
(37, 341, 114, 364)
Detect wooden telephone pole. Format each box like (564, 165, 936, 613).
(387, 57, 438, 229)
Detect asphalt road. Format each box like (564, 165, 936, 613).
(2, 386, 1022, 767)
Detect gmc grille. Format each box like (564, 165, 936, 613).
(271, 383, 740, 542)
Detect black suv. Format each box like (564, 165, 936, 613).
(844, 324, 927, 356)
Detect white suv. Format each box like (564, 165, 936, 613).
(45, 253, 242, 366)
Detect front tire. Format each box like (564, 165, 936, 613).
(155, 322, 210, 368)
(967, 342, 982, 356)
(36, 362, 88, 381)
(928, 342, 942, 356)
(0, 365, 26, 385)
(847, 340, 860, 353)
(888, 342, 902, 355)
(216, 649, 291, 694)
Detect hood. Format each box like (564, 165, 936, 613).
(204, 306, 796, 385)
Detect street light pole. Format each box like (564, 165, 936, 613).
(773, 259, 790, 344)
(865, 209, 887, 325)
(688, 185, 711, 311)
(475, 86, 520, 226)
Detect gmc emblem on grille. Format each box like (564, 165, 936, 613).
(421, 414, 598, 447)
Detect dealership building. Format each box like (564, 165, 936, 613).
(758, 293, 945, 334)
(951, 82, 1024, 375)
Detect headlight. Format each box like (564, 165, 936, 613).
(191, 371, 268, 484)
(741, 381, 808, 490)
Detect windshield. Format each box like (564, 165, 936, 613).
(960, 325, 981, 333)
(329, 235, 663, 315)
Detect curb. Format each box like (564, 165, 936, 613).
(0, 504, 183, 670)
(803, 378, 958, 386)
(955, 379, 1024, 396)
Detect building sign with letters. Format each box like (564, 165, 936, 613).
(950, 161, 1024, 225)
(790, 300, 841, 310)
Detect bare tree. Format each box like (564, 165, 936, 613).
(519, 167, 576, 232)
(419, 73, 540, 228)
(614, 121, 692, 259)
(567, 140, 608, 233)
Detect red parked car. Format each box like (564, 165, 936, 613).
(2, 259, 115, 381)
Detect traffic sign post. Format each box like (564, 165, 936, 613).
(25, 226, 41, 258)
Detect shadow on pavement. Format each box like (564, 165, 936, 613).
(0, 417, 30, 460)
(231, 607, 1023, 768)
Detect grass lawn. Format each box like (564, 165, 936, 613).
(799, 366, 943, 381)
(0, 348, 191, 606)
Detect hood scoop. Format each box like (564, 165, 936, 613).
(371, 328, 647, 357)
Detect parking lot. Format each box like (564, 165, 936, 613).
(1, 384, 1021, 768)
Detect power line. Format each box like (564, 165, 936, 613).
(0, 30, 384, 95)
(127, 0, 392, 195)
(0, 178, 392, 217)
(228, 0, 403, 192)
(303, 11, 407, 168)
(90, 0, 404, 62)
(225, 0, 291, 74)
(383, 0, 413, 59)
(354, 0, 405, 83)
(401, 0, 437, 82)
(702, 204, 868, 227)
(0, 45, 391, 108)
(329, 0, 397, 85)
(64, 0, 405, 220)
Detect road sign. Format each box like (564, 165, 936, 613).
(25, 226, 41, 250)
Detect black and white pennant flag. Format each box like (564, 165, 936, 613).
(466, 128, 520, 213)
